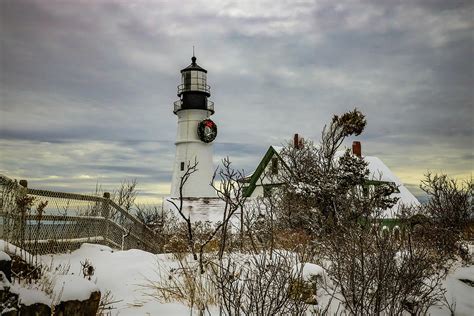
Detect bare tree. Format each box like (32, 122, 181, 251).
(210, 157, 247, 260)
(167, 157, 247, 274)
(167, 159, 200, 262)
(112, 178, 138, 212)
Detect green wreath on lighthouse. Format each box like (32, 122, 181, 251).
(197, 119, 217, 143)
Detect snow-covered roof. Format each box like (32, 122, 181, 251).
(272, 146, 284, 154)
(363, 155, 420, 218)
(333, 151, 420, 214)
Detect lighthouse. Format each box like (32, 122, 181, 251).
(170, 56, 217, 198)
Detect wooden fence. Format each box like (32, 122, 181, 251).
(0, 175, 161, 254)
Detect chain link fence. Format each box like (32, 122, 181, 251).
(0, 175, 161, 254)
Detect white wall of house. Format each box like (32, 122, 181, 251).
(249, 148, 286, 198)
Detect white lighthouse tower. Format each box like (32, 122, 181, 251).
(170, 56, 217, 198)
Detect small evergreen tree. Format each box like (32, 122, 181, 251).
(276, 109, 397, 235)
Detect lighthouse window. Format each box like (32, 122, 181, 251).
(191, 71, 199, 86)
(180, 162, 185, 171)
(197, 71, 205, 82)
(183, 72, 191, 89)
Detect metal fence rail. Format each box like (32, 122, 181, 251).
(0, 175, 161, 254)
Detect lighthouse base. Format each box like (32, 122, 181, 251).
(163, 197, 237, 223)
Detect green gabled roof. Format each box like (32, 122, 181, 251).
(243, 146, 285, 197)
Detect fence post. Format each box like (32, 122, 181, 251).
(17, 180, 28, 251)
(102, 192, 110, 247)
(19, 180, 28, 188)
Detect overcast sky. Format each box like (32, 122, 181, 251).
(1, 0, 472, 203)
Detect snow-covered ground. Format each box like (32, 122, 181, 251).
(2, 242, 473, 315)
(40, 244, 189, 315)
(429, 263, 474, 315)
(47, 244, 474, 315)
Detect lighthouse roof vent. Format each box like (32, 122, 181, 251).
(180, 56, 207, 73)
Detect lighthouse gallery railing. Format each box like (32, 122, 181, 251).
(173, 99, 214, 114)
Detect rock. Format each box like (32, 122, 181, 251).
(12, 290, 101, 316)
(0, 251, 12, 282)
(53, 291, 101, 316)
(0, 271, 13, 301)
(0, 272, 19, 316)
(0, 262, 101, 316)
(18, 303, 51, 316)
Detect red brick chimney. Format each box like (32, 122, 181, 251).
(352, 141, 361, 157)
(294, 133, 304, 149)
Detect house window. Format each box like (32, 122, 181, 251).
(271, 158, 278, 174)
(180, 162, 185, 171)
(264, 186, 272, 197)
(363, 185, 369, 197)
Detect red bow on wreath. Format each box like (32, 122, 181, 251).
(204, 120, 214, 128)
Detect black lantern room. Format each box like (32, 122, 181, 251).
(174, 56, 214, 114)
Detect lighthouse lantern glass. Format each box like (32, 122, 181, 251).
(182, 70, 207, 92)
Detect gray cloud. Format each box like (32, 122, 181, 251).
(1, 0, 472, 203)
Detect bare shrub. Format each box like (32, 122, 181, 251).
(210, 251, 308, 316)
(0, 180, 49, 283)
(97, 289, 121, 315)
(146, 251, 313, 316)
(145, 253, 218, 314)
(135, 204, 165, 231)
(112, 179, 138, 212)
(275, 229, 312, 253)
(419, 173, 473, 259)
(163, 220, 221, 259)
(317, 220, 450, 315)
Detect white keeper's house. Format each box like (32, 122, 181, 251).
(240, 135, 420, 218)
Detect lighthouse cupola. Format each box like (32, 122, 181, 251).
(174, 56, 214, 115)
